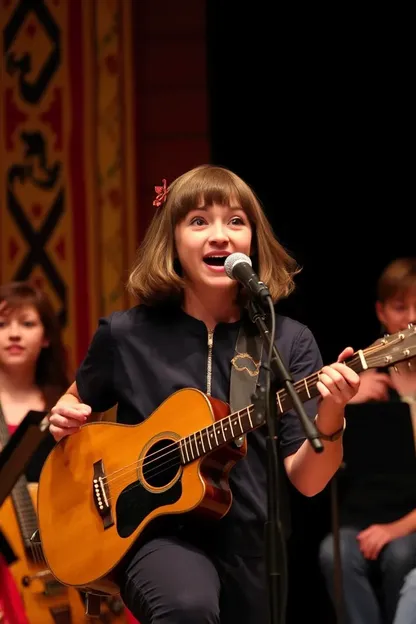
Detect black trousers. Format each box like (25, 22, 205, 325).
(119, 535, 268, 624)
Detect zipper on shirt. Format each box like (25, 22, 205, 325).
(206, 329, 214, 396)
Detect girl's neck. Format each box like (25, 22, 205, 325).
(0, 367, 44, 427)
(0, 366, 38, 397)
(182, 285, 241, 330)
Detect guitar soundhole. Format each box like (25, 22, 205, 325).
(142, 438, 181, 488)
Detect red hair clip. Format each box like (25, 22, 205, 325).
(153, 178, 169, 207)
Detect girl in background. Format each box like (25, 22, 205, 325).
(0, 281, 68, 624)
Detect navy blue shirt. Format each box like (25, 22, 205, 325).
(76, 303, 323, 554)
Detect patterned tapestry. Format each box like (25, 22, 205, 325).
(0, 0, 137, 372)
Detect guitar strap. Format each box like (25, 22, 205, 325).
(229, 312, 291, 538)
(0, 402, 17, 565)
(230, 314, 263, 445)
(0, 400, 10, 449)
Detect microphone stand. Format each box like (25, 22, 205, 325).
(247, 298, 323, 624)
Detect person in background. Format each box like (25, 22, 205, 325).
(394, 567, 416, 624)
(319, 257, 416, 624)
(48, 164, 360, 624)
(0, 281, 69, 624)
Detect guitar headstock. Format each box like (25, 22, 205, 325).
(363, 323, 416, 370)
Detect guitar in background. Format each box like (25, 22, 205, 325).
(0, 416, 129, 623)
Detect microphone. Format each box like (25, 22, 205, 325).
(224, 253, 271, 304)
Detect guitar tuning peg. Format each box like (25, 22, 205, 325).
(408, 361, 414, 370)
(393, 365, 400, 374)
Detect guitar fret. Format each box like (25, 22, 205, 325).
(212, 423, 219, 446)
(224, 418, 230, 442)
(220, 419, 226, 443)
(180, 340, 391, 466)
(194, 433, 200, 458)
(238, 412, 244, 434)
(184, 439, 190, 462)
(229, 417, 235, 437)
(0, 416, 39, 546)
(179, 439, 185, 463)
(189, 437, 195, 460)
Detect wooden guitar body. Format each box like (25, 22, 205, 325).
(0, 483, 86, 623)
(38, 388, 245, 594)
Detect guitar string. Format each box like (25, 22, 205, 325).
(106, 456, 186, 499)
(102, 404, 256, 487)
(20, 486, 44, 564)
(101, 346, 389, 487)
(12, 483, 44, 565)
(97, 343, 401, 499)
(102, 348, 386, 488)
(0, 414, 46, 565)
(101, 370, 323, 487)
(7, 340, 413, 568)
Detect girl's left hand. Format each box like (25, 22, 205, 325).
(317, 347, 360, 407)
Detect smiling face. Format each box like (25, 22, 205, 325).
(174, 201, 252, 294)
(0, 304, 49, 373)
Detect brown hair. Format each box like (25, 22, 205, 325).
(377, 257, 416, 302)
(128, 164, 300, 304)
(0, 281, 69, 409)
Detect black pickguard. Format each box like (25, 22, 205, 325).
(115, 479, 182, 538)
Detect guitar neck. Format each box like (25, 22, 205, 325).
(0, 409, 39, 547)
(274, 350, 366, 416)
(179, 351, 366, 464)
(11, 478, 39, 547)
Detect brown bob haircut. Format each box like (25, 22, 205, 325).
(0, 281, 69, 408)
(127, 164, 300, 305)
(377, 257, 416, 303)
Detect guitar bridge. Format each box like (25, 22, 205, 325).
(92, 460, 114, 529)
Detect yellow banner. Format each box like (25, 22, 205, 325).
(93, 0, 137, 316)
(1, 0, 137, 372)
(0, 0, 78, 370)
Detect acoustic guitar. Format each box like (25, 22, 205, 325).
(0, 480, 87, 623)
(0, 482, 129, 623)
(37, 325, 416, 595)
(0, 419, 130, 622)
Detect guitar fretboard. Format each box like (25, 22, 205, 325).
(0, 410, 39, 546)
(179, 352, 365, 464)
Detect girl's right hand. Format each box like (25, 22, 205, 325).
(49, 403, 92, 441)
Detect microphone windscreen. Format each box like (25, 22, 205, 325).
(224, 253, 252, 279)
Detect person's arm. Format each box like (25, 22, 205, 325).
(284, 346, 359, 497)
(49, 381, 92, 440)
(389, 509, 416, 536)
(49, 316, 116, 441)
(357, 509, 416, 560)
(56, 381, 82, 405)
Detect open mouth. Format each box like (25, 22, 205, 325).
(203, 256, 228, 266)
